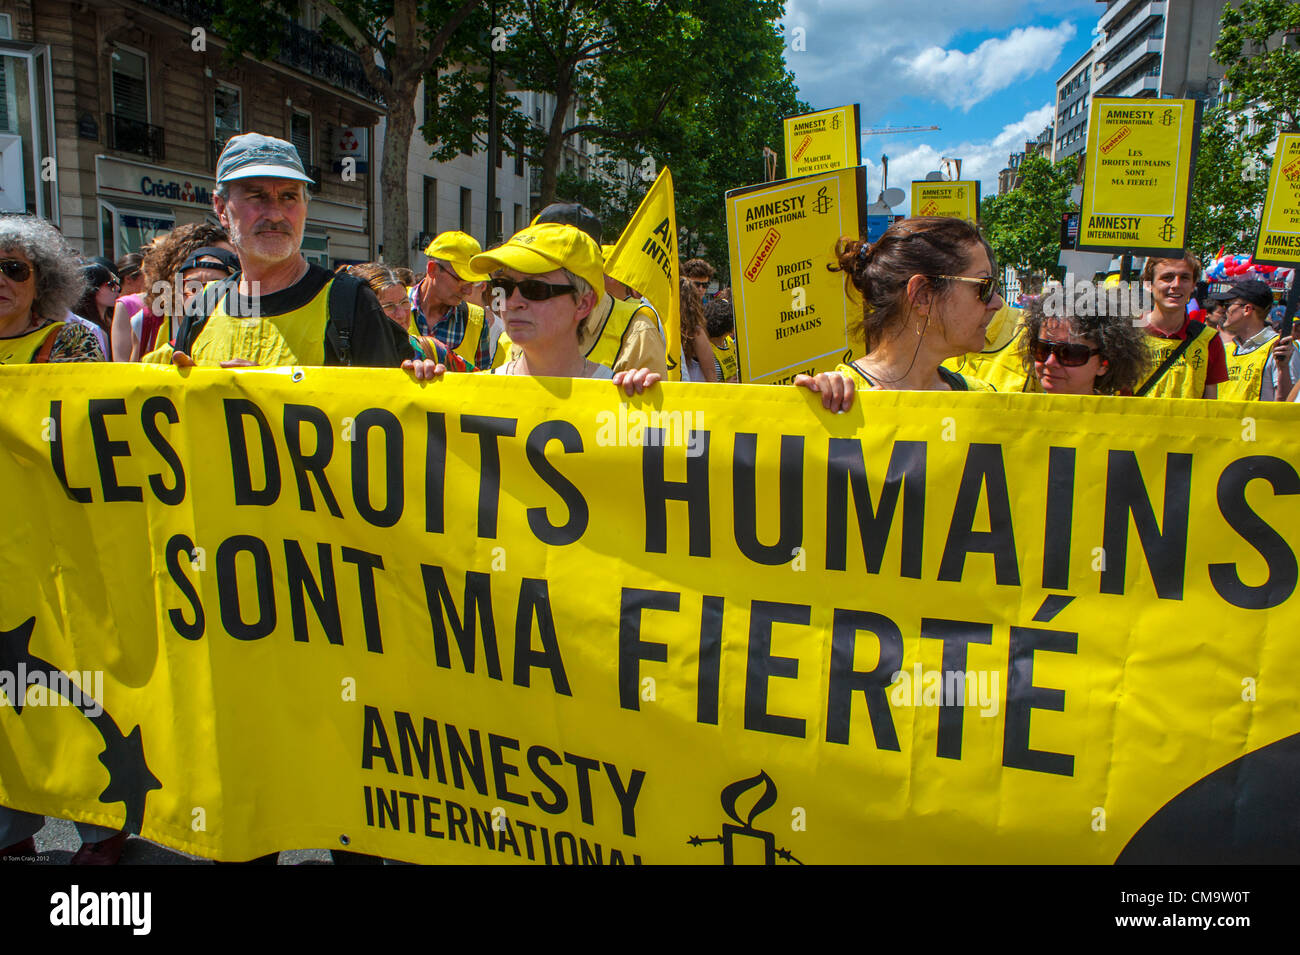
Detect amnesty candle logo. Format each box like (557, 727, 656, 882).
(812, 186, 833, 215)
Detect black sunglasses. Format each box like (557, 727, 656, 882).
(489, 276, 576, 302)
(934, 274, 1000, 304)
(0, 259, 33, 283)
(1031, 338, 1101, 367)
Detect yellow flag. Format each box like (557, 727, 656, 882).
(605, 167, 680, 380)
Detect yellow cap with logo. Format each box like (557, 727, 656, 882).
(423, 230, 489, 282)
(470, 223, 604, 296)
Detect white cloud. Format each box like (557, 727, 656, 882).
(865, 104, 1056, 215)
(781, 0, 1095, 116)
(899, 24, 1078, 111)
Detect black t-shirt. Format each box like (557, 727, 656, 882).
(215, 263, 413, 367)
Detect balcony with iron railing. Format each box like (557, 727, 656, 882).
(138, 0, 383, 103)
(107, 113, 165, 162)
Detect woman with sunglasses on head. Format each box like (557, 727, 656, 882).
(1021, 285, 1148, 396)
(69, 258, 122, 359)
(796, 217, 1003, 411)
(0, 216, 104, 364)
(134, 224, 235, 360)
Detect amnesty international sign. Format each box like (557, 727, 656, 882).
(725, 166, 865, 385)
(2, 365, 1299, 864)
(910, 180, 980, 221)
(1253, 132, 1300, 267)
(782, 105, 861, 178)
(1079, 96, 1201, 255)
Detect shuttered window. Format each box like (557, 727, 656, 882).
(290, 112, 311, 168)
(111, 48, 148, 123)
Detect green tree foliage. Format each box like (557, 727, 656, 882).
(1185, 107, 1269, 261)
(1213, 0, 1300, 149)
(980, 154, 1077, 281)
(212, 0, 482, 269)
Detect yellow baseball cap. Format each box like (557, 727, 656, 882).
(423, 230, 489, 282)
(470, 223, 604, 296)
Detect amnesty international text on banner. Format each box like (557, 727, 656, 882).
(1078, 96, 1201, 255)
(1253, 133, 1300, 268)
(1, 366, 1299, 864)
(910, 181, 980, 222)
(725, 166, 866, 385)
(782, 105, 861, 178)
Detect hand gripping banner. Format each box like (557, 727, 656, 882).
(1, 365, 1298, 864)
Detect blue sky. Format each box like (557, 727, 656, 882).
(779, 0, 1101, 213)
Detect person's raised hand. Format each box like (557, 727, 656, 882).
(612, 367, 661, 396)
(794, 370, 855, 413)
(403, 358, 446, 381)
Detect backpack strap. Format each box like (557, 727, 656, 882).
(172, 276, 239, 355)
(326, 271, 364, 366)
(1136, 319, 1207, 397)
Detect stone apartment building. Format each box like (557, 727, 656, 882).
(0, 0, 383, 265)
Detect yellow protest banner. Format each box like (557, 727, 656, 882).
(724, 166, 865, 385)
(783, 105, 861, 178)
(604, 167, 680, 379)
(2, 365, 1299, 864)
(1253, 132, 1300, 267)
(910, 180, 980, 221)
(1079, 96, 1201, 255)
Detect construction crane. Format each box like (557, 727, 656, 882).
(862, 125, 939, 136)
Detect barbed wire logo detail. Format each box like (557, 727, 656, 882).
(687, 770, 803, 864)
(0, 617, 161, 834)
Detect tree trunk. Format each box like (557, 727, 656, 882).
(381, 93, 417, 270)
(539, 74, 573, 209)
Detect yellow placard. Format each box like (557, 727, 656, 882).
(1253, 132, 1300, 266)
(910, 181, 980, 221)
(1079, 97, 1201, 254)
(782, 105, 860, 178)
(724, 166, 865, 384)
(2, 366, 1300, 865)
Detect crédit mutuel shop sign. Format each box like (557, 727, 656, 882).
(96, 156, 215, 207)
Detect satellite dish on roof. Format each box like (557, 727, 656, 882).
(866, 201, 893, 215)
(924, 171, 944, 181)
(882, 187, 905, 207)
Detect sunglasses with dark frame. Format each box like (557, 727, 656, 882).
(489, 276, 577, 302)
(1031, 338, 1102, 367)
(0, 259, 33, 283)
(933, 274, 1001, 304)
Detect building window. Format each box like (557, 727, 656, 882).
(111, 47, 149, 123)
(290, 110, 312, 169)
(514, 141, 524, 177)
(424, 71, 438, 125)
(493, 197, 502, 241)
(423, 176, 437, 237)
(460, 187, 472, 233)
(514, 202, 523, 233)
(214, 84, 241, 144)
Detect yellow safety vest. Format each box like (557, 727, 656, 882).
(943, 322, 1033, 392)
(711, 335, 740, 381)
(186, 280, 331, 367)
(1222, 337, 1275, 402)
(410, 302, 488, 368)
(582, 295, 657, 368)
(0, 322, 63, 364)
(1140, 321, 1212, 399)
(837, 360, 995, 392)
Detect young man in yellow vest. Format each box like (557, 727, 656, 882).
(524, 203, 667, 376)
(1135, 252, 1227, 398)
(410, 231, 496, 370)
(145, 133, 423, 374)
(1216, 278, 1297, 402)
